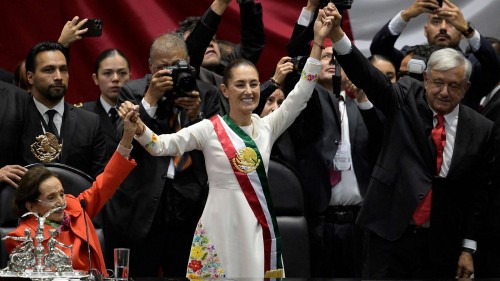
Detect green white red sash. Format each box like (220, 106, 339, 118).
(210, 115, 283, 275)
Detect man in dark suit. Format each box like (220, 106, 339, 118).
(104, 33, 219, 277)
(19, 42, 106, 179)
(329, 5, 494, 278)
(0, 81, 28, 187)
(474, 38, 500, 277)
(370, 0, 500, 110)
(286, 5, 371, 276)
(477, 81, 500, 277)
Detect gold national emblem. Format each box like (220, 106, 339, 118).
(30, 132, 62, 163)
(232, 147, 261, 174)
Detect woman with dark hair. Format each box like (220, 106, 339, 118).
(91, 49, 131, 109)
(82, 49, 131, 162)
(5, 110, 138, 275)
(119, 5, 336, 278)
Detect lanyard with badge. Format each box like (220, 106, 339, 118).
(333, 96, 352, 171)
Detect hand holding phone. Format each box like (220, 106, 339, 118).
(79, 19, 103, 37)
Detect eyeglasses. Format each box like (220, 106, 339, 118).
(427, 78, 464, 93)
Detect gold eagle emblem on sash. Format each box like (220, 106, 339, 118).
(30, 132, 62, 163)
(232, 147, 260, 174)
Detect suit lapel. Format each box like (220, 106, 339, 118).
(96, 101, 120, 142)
(447, 105, 472, 175)
(325, 90, 342, 132)
(27, 97, 45, 137)
(0, 87, 7, 122)
(482, 87, 500, 116)
(415, 100, 436, 174)
(345, 97, 359, 151)
(60, 103, 76, 163)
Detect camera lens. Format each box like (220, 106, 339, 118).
(177, 72, 196, 93)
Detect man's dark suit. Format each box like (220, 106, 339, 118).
(285, 11, 371, 277)
(0, 81, 28, 168)
(370, 21, 500, 110)
(289, 85, 370, 277)
(338, 44, 494, 277)
(81, 100, 120, 164)
(477, 85, 500, 277)
(292, 85, 370, 214)
(19, 97, 106, 178)
(103, 74, 219, 277)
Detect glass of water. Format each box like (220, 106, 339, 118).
(114, 248, 130, 281)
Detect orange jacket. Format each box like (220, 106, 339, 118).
(6, 151, 136, 275)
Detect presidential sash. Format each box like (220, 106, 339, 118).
(210, 115, 283, 277)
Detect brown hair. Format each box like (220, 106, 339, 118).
(14, 165, 57, 216)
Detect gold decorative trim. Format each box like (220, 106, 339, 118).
(30, 132, 62, 163)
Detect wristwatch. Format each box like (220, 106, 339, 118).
(461, 22, 475, 37)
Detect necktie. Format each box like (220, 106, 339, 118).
(171, 111, 192, 173)
(330, 169, 341, 187)
(413, 114, 446, 226)
(109, 107, 118, 125)
(330, 95, 346, 188)
(46, 109, 60, 139)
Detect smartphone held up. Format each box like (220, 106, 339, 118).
(78, 19, 103, 37)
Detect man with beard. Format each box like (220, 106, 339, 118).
(19, 42, 106, 178)
(370, 0, 500, 110)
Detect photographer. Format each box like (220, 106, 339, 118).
(103, 33, 220, 277)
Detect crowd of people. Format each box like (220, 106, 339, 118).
(1, 0, 499, 279)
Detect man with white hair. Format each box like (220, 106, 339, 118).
(328, 5, 494, 279)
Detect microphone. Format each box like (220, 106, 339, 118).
(80, 199, 94, 279)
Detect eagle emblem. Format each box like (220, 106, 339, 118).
(232, 147, 261, 174)
(30, 132, 62, 163)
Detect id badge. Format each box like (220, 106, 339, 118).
(333, 142, 352, 171)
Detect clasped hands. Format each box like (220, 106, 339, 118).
(119, 101, 145, 136)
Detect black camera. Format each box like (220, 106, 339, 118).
(163, 59, 197, 98)
(319, 0, 353, 9)
(289, 56, 308, 74)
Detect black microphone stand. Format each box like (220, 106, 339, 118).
(81, 199, 100, 281)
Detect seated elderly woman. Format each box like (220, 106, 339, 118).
(5, 110, 138, 275)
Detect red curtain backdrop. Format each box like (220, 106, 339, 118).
(3, 1, 496, 104)
(0, 0, 313, 104)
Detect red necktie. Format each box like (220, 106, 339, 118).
(413, 114, 446, 226)
(330, 169, 341, 187)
